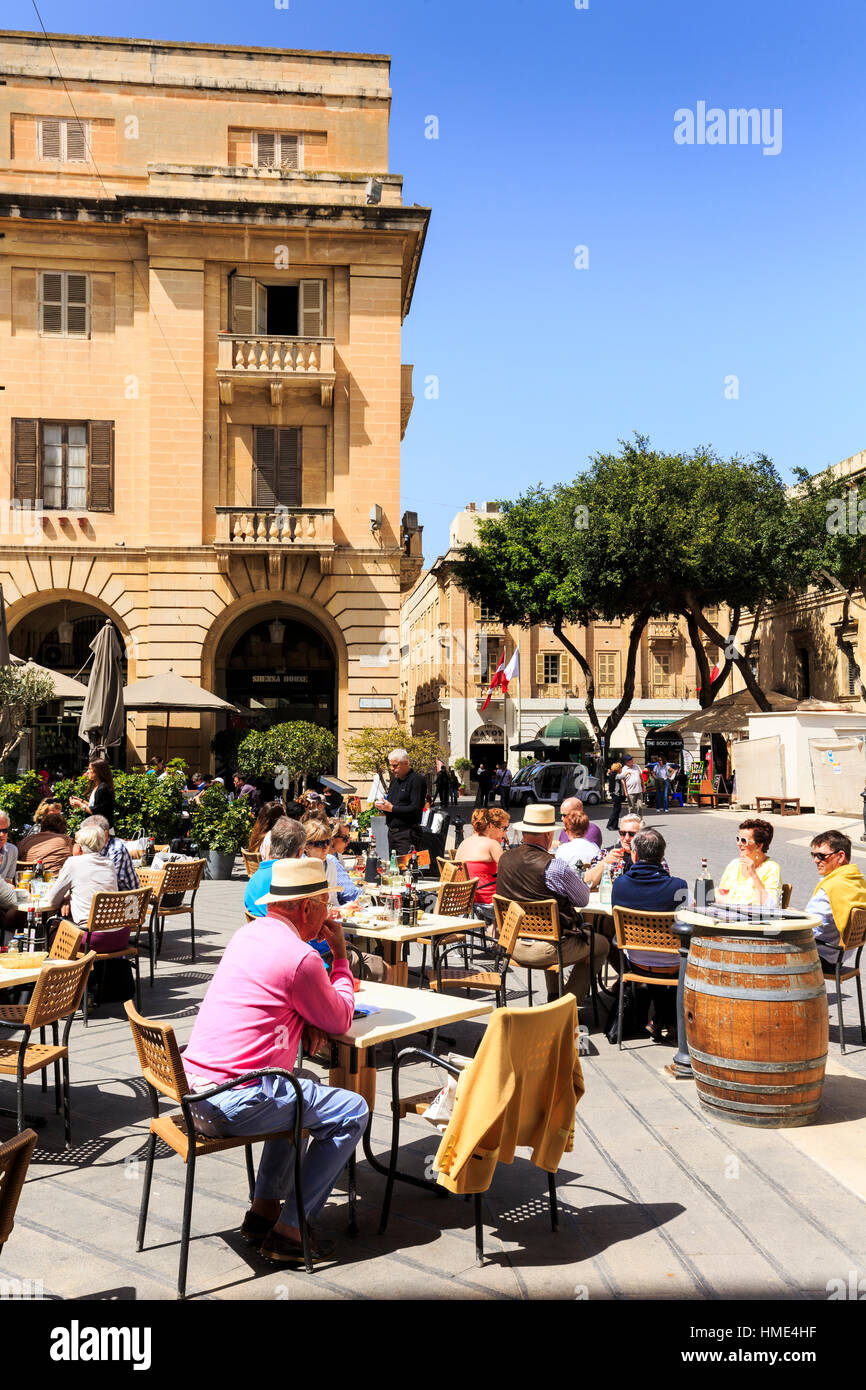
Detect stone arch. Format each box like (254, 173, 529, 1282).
(6, 589, 137, 680)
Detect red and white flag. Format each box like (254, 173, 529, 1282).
(481, 648, 520, 711)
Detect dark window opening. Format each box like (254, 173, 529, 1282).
(265, 284, 299, 335)
(796, 647, 811, 700)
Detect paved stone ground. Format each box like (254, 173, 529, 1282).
(4, 804, 866, 1304)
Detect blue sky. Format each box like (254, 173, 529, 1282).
(11, 0, 866, 559)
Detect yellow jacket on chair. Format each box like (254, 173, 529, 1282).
(433, 996, 585, 1195)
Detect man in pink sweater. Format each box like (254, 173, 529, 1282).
(184, 857, 367, 1266)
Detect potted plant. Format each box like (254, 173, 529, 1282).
(191, 785, 253, 880)
(454, 757, 472, 795)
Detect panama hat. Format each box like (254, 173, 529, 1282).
(256, 857, 330, 907)
(515, 803, 558, 830)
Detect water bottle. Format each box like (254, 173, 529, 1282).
(388, 850, 398, 881)
(599, 865, 612, 906)
(694, 857, 715, 911)
(31, 860, 45, 901)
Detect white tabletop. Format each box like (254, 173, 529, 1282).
(676, 909, 821, 935)
(0, 958, 46, 988)
(585, 893, 613, 915)
(330, 980, 494, 1049)
(343, 912, 478, 942)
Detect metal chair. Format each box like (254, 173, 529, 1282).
(0, 1128, 38, 1255)
(611, 907, 679, 1049)
(417, 877, 478, 985)
(0, 953, 96, 1143)
(827, 906, 866, 1054)
(80, 887, 153, 1024)
(241, 849, 262, 878)
(143, 859, 206, 969)
(429, 900, 525, 1007)
(124, 1001, 313, 1299)
(782, 883, 792, 909)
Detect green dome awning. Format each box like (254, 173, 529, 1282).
(541, 713, 590, 742)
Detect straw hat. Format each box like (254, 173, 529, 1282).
(514, 803, 558, 831)
(256, 857, 330, 907)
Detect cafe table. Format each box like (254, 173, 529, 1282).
(328, 979, 494, 1224)
(0, 953, 51, 1128)
(342, 912, 479, 986)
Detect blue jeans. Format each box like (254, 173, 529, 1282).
(655, 778, 669, 811)
(189, 1076, 368, 1229)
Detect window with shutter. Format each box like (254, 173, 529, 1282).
(560, 656, 571, 689)
(299, 280, 324, 336)
(12, 420, 38, 507)
(38, 118, 61, 159)
(39, 272, 90, 336)
(543, 653, 560, 684)
(535, 652, 546, 687)
(253, 427, 302, 509)
(279, 134, 300, 169)
(253, 428, 277, 507)
(230, 276, 255, 334)
(277, 428, 302, 507)
(87, 422, 114, 511)
(251, 131, 302, 169)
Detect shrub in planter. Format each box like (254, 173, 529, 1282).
(0, 772, 45, 840)
(191, 786, 253, 876)
(53, 769, 184, 842)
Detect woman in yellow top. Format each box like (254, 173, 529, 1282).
(716, 818, 782, 906)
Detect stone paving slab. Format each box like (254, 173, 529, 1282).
(2, 849, 866, 1304)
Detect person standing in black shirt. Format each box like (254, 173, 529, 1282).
(375, 747, 427, 856)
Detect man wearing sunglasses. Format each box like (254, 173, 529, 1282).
(805, 831, 866, 975)
(582, 815, 668, 889)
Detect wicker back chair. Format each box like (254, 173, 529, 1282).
(0, 1128, 38, 1254)
(611, 907, 679, 1051)
(242, 849, 261, 878)
(429, 901, 526, 1011)
(0, 953, 95, 1143)
(438, 859, 468, 884)
(80, 887, 153, 1022)
(48, 922, 85, 961)
(142, 859, 206, 970)
(434, 878, 478, 918)
(124, 1001, 313, 1298)
(827, 905, 866, 1054)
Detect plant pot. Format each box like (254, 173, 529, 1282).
(206, 849, 237, 880)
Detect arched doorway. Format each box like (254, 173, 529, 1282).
(470, 721, 505, 776)
(213, 610, 337, 774)
(9, 599, 128, 774)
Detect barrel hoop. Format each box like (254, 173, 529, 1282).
(688, 1046, 827, 1074)
(691, 1074, 823, 1096)
(684, 975, 827, 1003)
(691, 935, 813, 954)
(688, 960, 819, 977)
(696, 1094, 821, 1116)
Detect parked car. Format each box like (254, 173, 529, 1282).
(506, 761, 602, 809)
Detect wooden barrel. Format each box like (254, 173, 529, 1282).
(684, 927, 828, 1128)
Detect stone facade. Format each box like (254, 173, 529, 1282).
(0, 30, 427, 778)
(400, 504, 706, 769)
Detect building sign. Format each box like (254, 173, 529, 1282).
(359, 697, 393, 710)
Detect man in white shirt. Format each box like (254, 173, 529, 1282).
(618, 756, 644, 814)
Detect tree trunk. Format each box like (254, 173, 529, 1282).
(683, 595, 772, 711)
(554, 608, 652, 752)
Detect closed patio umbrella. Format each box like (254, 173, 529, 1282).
(78, 620, 125, 758)
(0, 585, 13, 754)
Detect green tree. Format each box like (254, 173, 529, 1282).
(0, 666, 56, 761)
(237, 721, 337, 792)
(345, 725, 446, 781)
(451, 437, 810, 747)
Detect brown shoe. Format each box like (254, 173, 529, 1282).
(240, 1209, 275, 1246)
(260, 1228, 336, 1267)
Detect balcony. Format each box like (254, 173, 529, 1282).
(214, 506, 335, 577)
(648, 620, 682, 643)
(217, 335, 336, 407)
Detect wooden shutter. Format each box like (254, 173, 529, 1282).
(65, 120, 88, 161)
(13, 420, 39, 506)
(279, 134, 299, 169)
(299, 280, 324, 337)
(87, 421, 114, 511)
(66, 274, 89, 335)
(253, 426, 277, 507)
(276, 428, 302, 507)
(535, 652, 546, 686)
(39, 118, 61, 159)
(255, 131, 276, 167)
(40, 272, 64, 333)
(230, 276, 255, 333)
(561, 656, 571, 689)
(255, 282, 268, 335)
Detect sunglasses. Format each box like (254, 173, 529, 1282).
(619, 831, 636, 839)
(307, 839, 331, 849)
(0, 828, 8, 835)
(811, 850, 837, 863)
(735, 835, 755, 846)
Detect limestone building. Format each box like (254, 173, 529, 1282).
(0, 30, 426, 775)
(400, 503, 704, 770)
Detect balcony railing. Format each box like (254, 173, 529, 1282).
(648, 620, 682, 641)
(213, 507, 335, 574)
(216, 335, 336, 406)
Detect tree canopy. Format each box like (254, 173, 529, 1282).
(0, 665, 57, 762)
(345, 725, 446, 781)
(451, 437, 814, 745)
